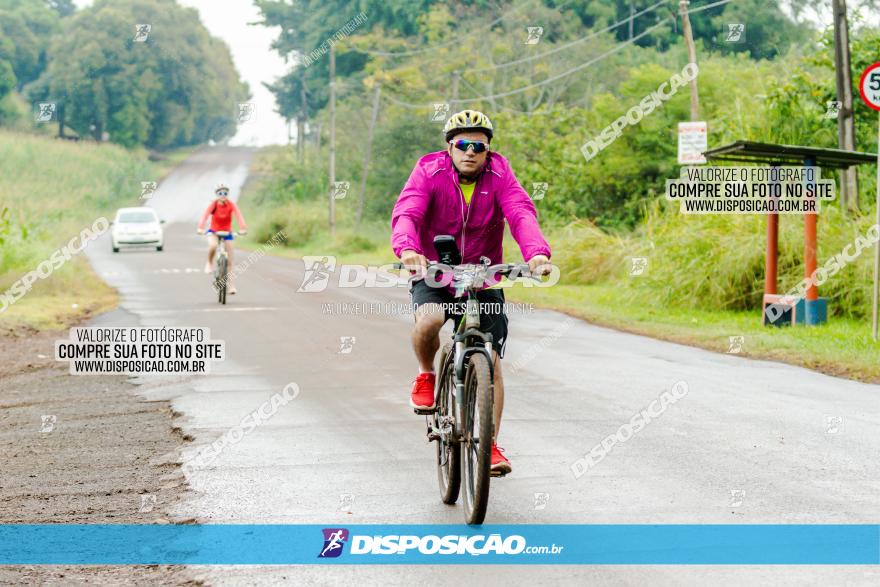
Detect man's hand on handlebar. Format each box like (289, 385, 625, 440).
(527, 254, 552, 277)
(400, 249, 428, 275)
(197, 228, 205, 235)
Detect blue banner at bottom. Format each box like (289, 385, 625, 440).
(0, 525, 877, 565)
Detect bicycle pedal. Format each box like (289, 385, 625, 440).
(490, 470, 510, 478)
(413, 407, 436, 415)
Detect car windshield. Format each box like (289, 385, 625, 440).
(117, 212, 156, 223)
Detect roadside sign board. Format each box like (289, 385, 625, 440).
(858, 62, 880, 112)
(678, 121, 707, 165)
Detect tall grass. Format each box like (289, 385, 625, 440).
(552, 200, 878, 319)
(0, 129, 156, 306)
(246, 145, 393, 259)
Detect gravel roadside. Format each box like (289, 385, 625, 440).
(0, 327, 199, 585)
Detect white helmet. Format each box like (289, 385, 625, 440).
(214, 183, 230, 194)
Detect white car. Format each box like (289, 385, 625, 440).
(111, 207, 165, 252)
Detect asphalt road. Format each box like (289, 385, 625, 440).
(84, 146, 879, 585)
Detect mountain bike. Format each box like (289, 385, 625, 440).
(400, 251, 533, 525)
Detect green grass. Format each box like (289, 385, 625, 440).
(552, 200, 879, 320)
(242, 156, 395, 265)
(0, 129, 190, 330)
(505, 283, 880, 383)
(239, 213, 394, 267)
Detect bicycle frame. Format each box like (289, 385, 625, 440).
(420, 259, 529, 421)
(211, 231, 235, 304)
(451, 307, 495, 435)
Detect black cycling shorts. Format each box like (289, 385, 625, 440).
(409, 278, 508, 358)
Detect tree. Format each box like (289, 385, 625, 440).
(45, 0, 75, 18)
(31, 0, 248, 148)
(0, 0, 63, 92)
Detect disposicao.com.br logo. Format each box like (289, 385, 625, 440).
(317, 528, 563, 559)
(297, 255, 560, 292)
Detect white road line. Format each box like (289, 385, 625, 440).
(102, 268, 202, 276)
(138, 307, 280, 315)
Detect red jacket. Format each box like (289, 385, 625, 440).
(198, 199, 247, 233)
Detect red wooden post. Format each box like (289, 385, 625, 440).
(804, 157, 819, 301)
(765, 213, 779, 296)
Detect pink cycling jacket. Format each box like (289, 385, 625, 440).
(391, 150, 551, 264)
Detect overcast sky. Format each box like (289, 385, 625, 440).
(177, 0, 289, 146)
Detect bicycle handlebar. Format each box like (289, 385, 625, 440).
(198, 230, 246, 237)
(393, 261, 537, 279)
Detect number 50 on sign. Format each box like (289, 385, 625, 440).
(859, 63, 880, 111)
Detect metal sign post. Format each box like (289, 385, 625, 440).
(873, 114, 880, 341)
(858, 62, 880, 340)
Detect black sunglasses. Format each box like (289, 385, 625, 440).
(450, 139, 489, 154)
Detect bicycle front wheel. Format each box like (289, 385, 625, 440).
(435, 343, 460, 505)
(217, 255, 228, 304)
(460, 352, 493, 525)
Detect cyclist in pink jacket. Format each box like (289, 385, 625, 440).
(391, 109, 552, 475)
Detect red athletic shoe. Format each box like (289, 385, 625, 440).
(409, 372, 436, 410)
(490, 443, 512, 476)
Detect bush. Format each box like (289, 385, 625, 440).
(553, 200, 879, 319)
(339, 233, 377, 254)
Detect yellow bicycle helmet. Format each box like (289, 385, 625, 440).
(443, 109, 494, 142)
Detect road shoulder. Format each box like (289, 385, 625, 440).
(0, 327, 198, 584)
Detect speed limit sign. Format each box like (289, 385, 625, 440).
(860, 62, 880, 112)
(861, 62, 880, 342)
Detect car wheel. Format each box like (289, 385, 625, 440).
(156, 245, 163, 252)
(112, 246, 120, 253)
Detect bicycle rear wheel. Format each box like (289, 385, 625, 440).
(435, 343, 460, 504)
(217, 255, 227, 304)
(460, 352, 493, 525)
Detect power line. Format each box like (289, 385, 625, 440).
(455, 17, 672, 103)
(688, 0, 735, 14)
(380, 91, 441, 110)
(356, 2, 531, 57)
(377, 0, 727, 110)
(458, 76, 539, 114)
(381, 17, 670, 109)
(469, 0, 671, 74)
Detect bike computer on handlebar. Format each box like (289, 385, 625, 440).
(433, 235, 461, 266)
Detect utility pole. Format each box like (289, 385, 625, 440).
(357, 83, 381, 226)
(297, 117, 304, 161)
(299, 69, 308, 162)
(629, 2, 635, 41)
(328, 44, 336, 237)
(451, 71, 460, 106)
(833, 0, 859, 212)
(873, 116, 880, 340)
(679, 0, 699, 121)
(57, 103, 65, 138)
